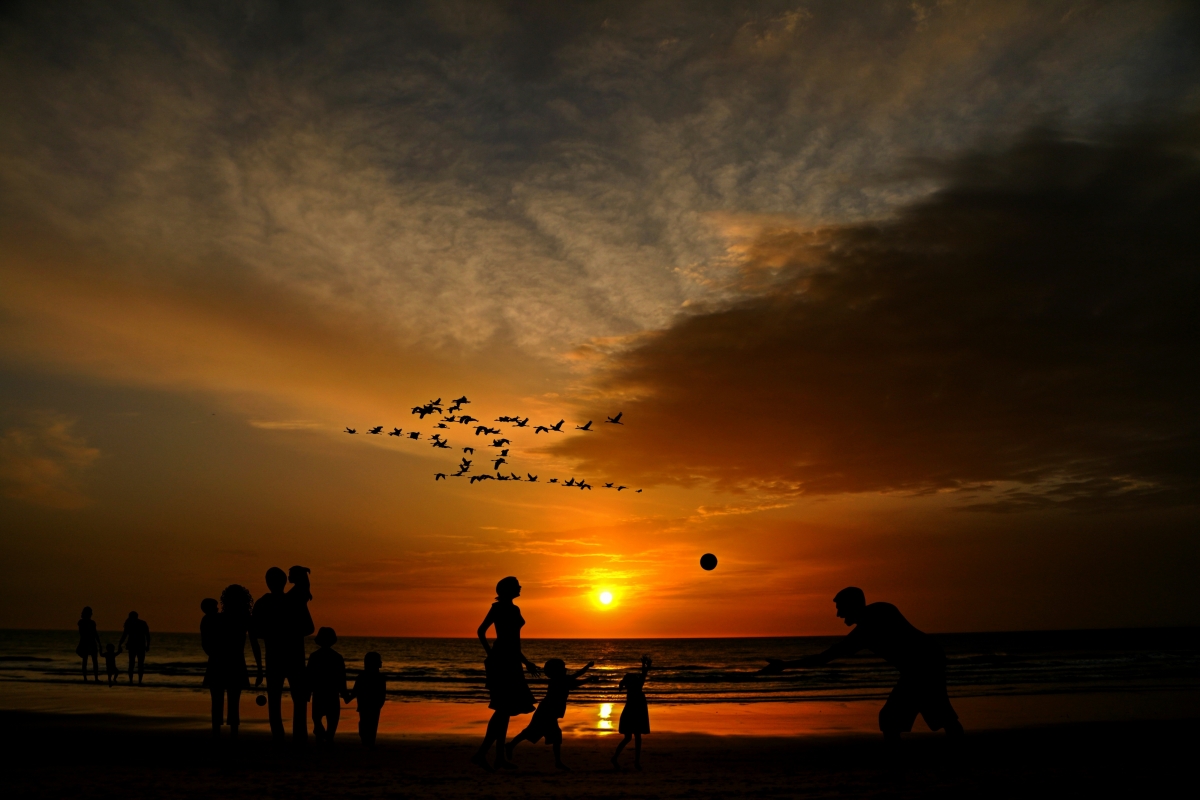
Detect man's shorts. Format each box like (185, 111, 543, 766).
(518, 714, 563, 745)
(878, 668, 958, 733)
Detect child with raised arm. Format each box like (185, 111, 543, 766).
(102, 643, 121, 687)
(506, 659, 595, 770)
(612, 655, 651, 770)
(348, 651, 386, 747)
(306, 627, 349, 744)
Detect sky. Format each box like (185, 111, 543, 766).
(2, 1, 1199, 637)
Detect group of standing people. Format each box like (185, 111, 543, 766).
(198, 566, 386, 746)
(75, 606, 151, 686)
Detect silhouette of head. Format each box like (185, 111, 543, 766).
(314, 626, 337, 647)
(496, 576, 521, 600)
(128, 611, 139, 620)
(834, 586, 867, 626)
(364, 651, 382, 671)
(201, 598, 218, 615)
(220, 584, 254, 618)
(265, 567, 287, 593)
(543, 658, 566, 677)
(288, 565, 310, 586)
(81, 606, 92, 619)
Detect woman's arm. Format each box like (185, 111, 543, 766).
(476, 607, 495, 655)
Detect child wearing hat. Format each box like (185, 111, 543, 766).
(307, 626, 349, 743)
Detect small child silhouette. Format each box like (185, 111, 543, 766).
(348, 651, 386, 747)
(102, 644, 121, 687)
(306, 627, 349, 744)
(506, 659, 595, 770)
(612, 655, 651, 770)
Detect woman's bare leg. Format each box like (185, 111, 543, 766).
(473, 711, 511, 769)
(81, 657, 88, 682)
(612, 733, 632, 768)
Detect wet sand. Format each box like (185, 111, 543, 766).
(3, 710, 1196, 799)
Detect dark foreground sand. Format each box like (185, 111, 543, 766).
(4, 711, 1195, 799)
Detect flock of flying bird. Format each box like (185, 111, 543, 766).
(344, 396, 642, 493)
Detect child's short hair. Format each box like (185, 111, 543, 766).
(543, 658, 566, 675)
(201, 598, 218, 614)
(314, 626, 337, 647)
(364, 651, 382, 670)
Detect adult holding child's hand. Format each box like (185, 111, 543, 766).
(472, 576, 538, 771)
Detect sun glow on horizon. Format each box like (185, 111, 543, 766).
(598, 591, 613, 605)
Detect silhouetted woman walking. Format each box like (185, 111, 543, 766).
(76, 607, 101, 682)
(472, 576, 539, 770)
(204, 584, 262, 739)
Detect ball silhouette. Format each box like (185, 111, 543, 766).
(255, 694, 267, 706)
(700, 553, 718, 571)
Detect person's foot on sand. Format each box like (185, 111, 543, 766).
(469, 753, 493, 772)
(504, 742, 515, 761)
(556, 761, 571, 771)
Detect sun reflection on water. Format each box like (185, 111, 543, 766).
(598, 702, 613, 730)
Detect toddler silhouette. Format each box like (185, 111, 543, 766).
(506, 659, 595, 769)
(102, 643, 121, 687)
(348, 651, 386, 747)
(612, 655, 651, 770)
(306, 627, 348, 744)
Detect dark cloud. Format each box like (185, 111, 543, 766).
(555, 117, 1200, 510)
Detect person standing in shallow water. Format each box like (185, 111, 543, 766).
(118, 611, 151, 685)
(471, 576, 540, 770)
(76, 607, 102, 682)
(758, 587, 964, 742)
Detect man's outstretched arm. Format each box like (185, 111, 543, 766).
(757, 635, 860, 675)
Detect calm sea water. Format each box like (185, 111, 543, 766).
(2, 628, 1197, 705)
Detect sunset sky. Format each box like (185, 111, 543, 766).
(2, 1, 1198, 637)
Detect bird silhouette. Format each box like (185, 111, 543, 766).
(463, 447, 475, 454)
(442, 415, 457, 422)
(549, 419, 565, 432)
(490, 438, 511, 447)
(451, 470, 467, 477)
(432, 440, 450, 449)
(495, 416, 514, 423)
(408, 432, 421, 440)
(412, 405, 437, 419)
(434, 473, 446, 481)
(476, 426, 501, 436)
(435, 423, 448, 429)
(499, 449, 509, 456)
(345, 427, 357, 434)
(548, 478, 558, 484)
(603, 482, 614, 489)
(368, 426, 384, 435)
(430, 433, 443, 442)
(513, 417, 530, 427)
(527, 474, 538, 482)
(616, 486, 627, 491)
(509, 472, 520, 480)
(454, 396, 470, 405)
(606, 412, 624, 425)
(458, 415, 478, 425)
(636, 489, 643, 493)
(496, 473, 511, 481)
(460, 458, 472, 468)
(564, 478, 577, 487)
(492, 457, 507, 470)
(534, 425, 550, 434)
(576, 421, 593, 431)
(578, 481, 592, 490)
(388, 427, 402, 436)
(447, 404, 461, 413)
(470, 474, 494, 484)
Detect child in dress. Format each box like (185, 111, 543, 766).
(102, 643, 121, 687)
(306, 626, 349, 744)
(506, 659, 595, 770)
(348, 651, 386, 747)
(612, 655, 651, 770)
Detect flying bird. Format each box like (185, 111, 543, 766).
(548, 420, 565, 432)
(492, 457, 507, 470)
(616, 486, 627, 491)
(454, 396, 470, 405)
(388, 428, 402, 436)
(513, 417, 529, 427)
(603, 483, 614, 489)
(460, 458, 472, 468)
(434, 473, 446, 481)
(432, 440, 450, 449)
(430, 433, 443, 442)
(368, 426, 383, 434)
(458, 416, 478, 425)
(475, 426, 501, 436)
(495, 416, 514, 423)
(576, 421, 593, 431)
(606, 412, 624, 425)
(408, 432, 421, 440)
(534, 426, 550, 434)
(490, 438, 511, 447)
(447, 404, 461, 413)
(499, 449, 509, 456)
(578, 481, 592, 490)
(564, 478, 577, 487)
(435, 423, 448, 429)
(527, 474, 538, 482)
(470, 474, 494, 484)
(636, 489, 643, 493)
(548, 478, 558, 484)
(463, 447, 474, 454)
(496, 473, 511, 481)
(510, 472, 521, 480)
(345, 428, 357, 434)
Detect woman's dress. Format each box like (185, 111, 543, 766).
(618, 673, 650, 734)
(484, 601, 535, 715)
(207, 612, 250, 691)
(76, 619, 98, 658)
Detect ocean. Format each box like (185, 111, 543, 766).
(3, 627, 1197, 702)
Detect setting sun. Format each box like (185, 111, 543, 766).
(599, 591, 614, 605)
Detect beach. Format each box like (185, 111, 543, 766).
(5, 710, 1196, 799)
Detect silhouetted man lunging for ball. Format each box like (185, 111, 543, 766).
(758, 587, 963, 742)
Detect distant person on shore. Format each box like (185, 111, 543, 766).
(471, 576, 540, 771)
(103, 643, 121, 687)
(76, 607, 101, 682)
(506, 659, 595, 770)
(253, 566, 313, 745)
(348, 651, 386, 747)
(758, 587, 963, 743)
(118, 611, 151, 685)
(612, 655, 652, 770)
(205, 584, 262, 739)
(307, 627, 349, 744)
